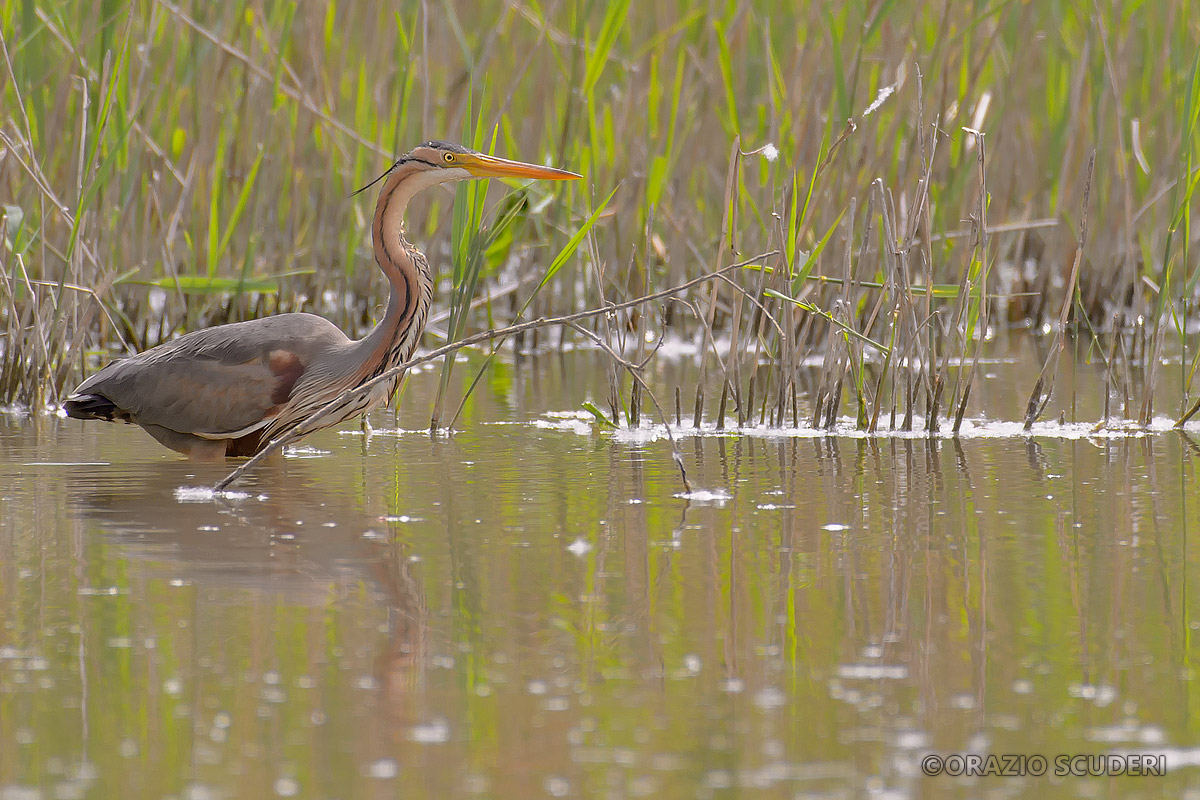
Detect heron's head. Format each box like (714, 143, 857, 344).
(409, 141, 581, 183)
(355, 141, 580, 198)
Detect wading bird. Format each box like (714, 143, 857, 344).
(64, 142, 580, 459)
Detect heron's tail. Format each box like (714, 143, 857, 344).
(63, 393, 118, 421)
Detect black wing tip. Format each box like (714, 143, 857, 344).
(63, 394, 118, 421)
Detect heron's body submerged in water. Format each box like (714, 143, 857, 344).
(64, 142, 579, 459)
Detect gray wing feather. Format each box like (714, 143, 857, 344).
(73, 313, 351, 437)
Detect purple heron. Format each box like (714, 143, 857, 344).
(64, 142, 580, 459)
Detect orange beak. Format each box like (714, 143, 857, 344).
(457, 152, 581, 181)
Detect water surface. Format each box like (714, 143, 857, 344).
(1, 346, 1198, 799)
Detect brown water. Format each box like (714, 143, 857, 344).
(2, 345, 1199, 799)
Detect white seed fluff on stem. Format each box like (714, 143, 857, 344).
(862, 83, 896, 116)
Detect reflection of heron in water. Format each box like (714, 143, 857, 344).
(68, 459, 426, 699)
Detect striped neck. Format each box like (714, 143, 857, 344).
(356, 162, 441, 381)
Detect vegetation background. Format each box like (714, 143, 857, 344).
(1, 0, 1198, 431)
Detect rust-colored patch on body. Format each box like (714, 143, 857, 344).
(268, 350, 305, 405)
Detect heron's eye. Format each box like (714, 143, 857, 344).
(444, 153, 455, 163)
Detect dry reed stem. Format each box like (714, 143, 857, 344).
(1024, 150, 1096, 431)
(693, 139, 742, 423)
(953, 129, 988, 434)
(564, 319, 688, 491)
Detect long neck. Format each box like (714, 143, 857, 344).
(353, 162, 437, 377)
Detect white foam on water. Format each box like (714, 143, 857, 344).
(365, 759, 399, 779)
(517, 412, 1188, 445)
(566, 538, 593, 557)
(282, 445, 329, 458)
(407, 717, 450, 744)
(529, 417, 593, 436)
(174, 486, 252, 503)
(837, 663, 909, 680)
(674, 489, 731, 504)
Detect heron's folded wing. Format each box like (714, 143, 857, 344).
(72, 315, 346, 438)
(76, 349, 289, 436)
